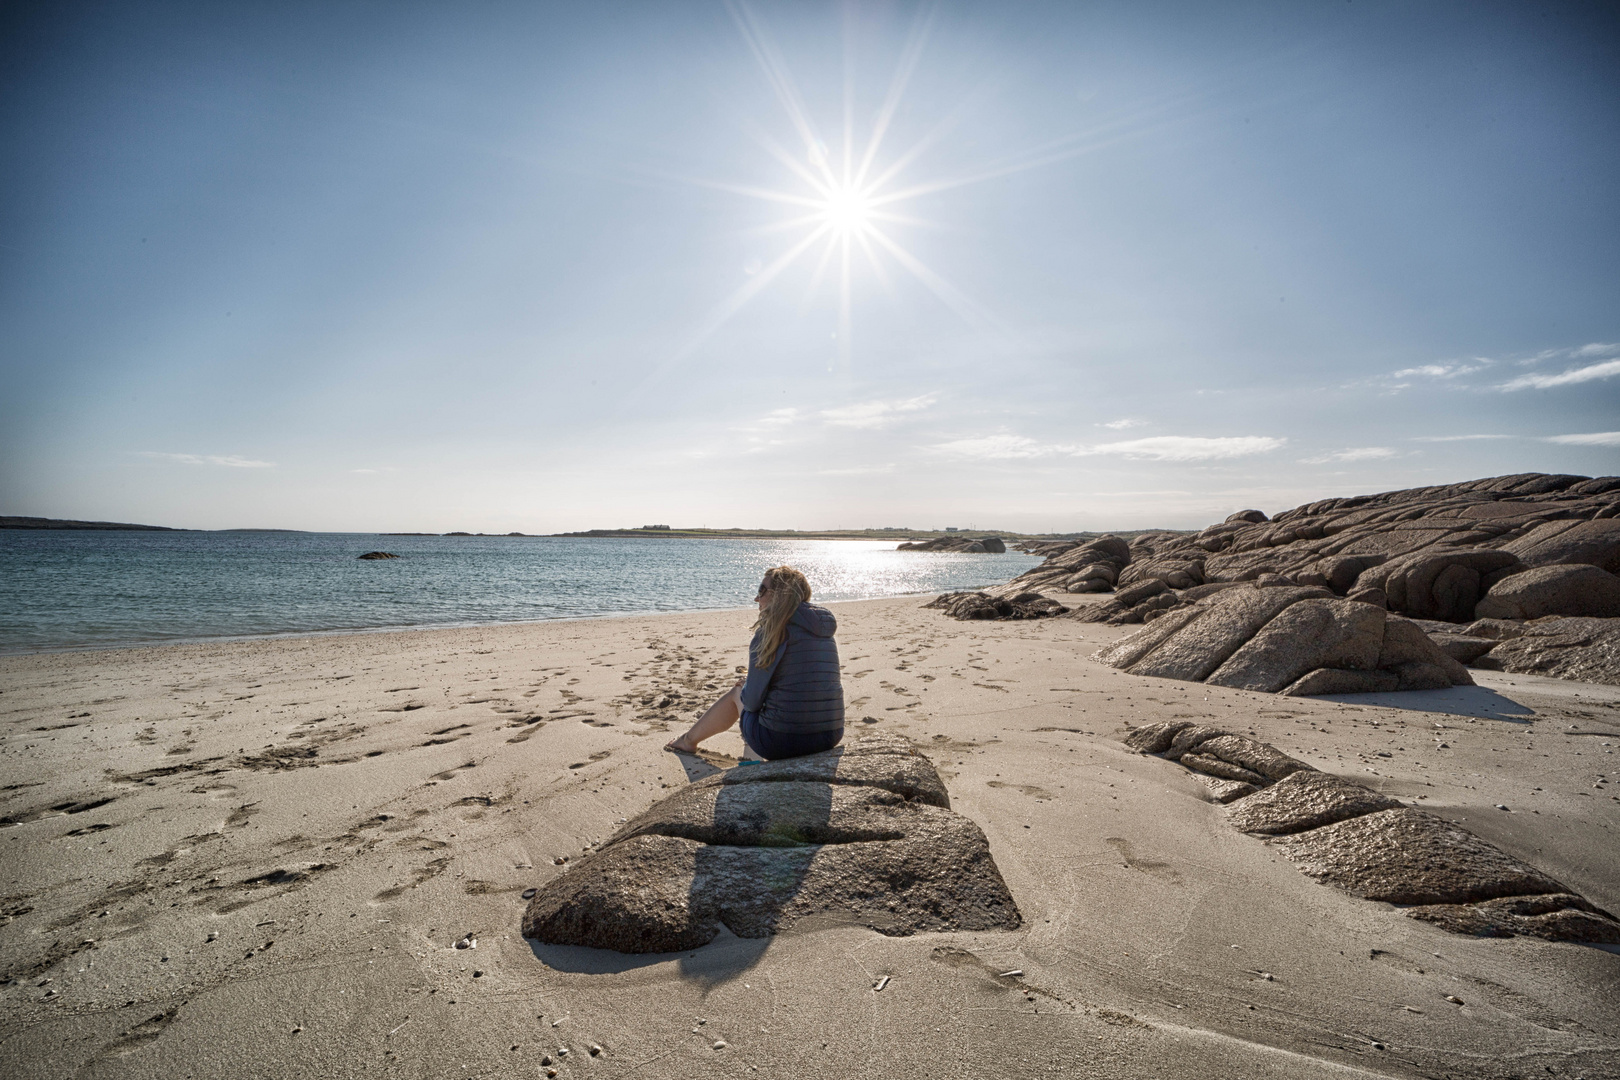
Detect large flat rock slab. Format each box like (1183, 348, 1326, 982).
(688, 729, 951, 809)
(521, 734, 1019, 953)
(1227, 770, 1402, 835)
(1268, 808, 1569, 905)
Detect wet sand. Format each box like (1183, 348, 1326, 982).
(1, 596, 1617, 1078)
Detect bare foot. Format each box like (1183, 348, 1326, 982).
(664, 735, 698, 754)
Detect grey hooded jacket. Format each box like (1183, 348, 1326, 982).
(739, 602, 845, 734)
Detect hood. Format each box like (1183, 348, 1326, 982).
(789, 602, 837, 638)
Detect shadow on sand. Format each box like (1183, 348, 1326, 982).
(1308, 683, 1535, 722)
(527, 927, 772, 985)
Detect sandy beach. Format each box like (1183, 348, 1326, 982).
(2, 595, 1618, 1079)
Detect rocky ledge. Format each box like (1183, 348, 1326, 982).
(521, 733, 1020, 953)
(1094, 584, 1474, 695)
(1125, 721, 1620, 943)
(942, 473, 1620, 688)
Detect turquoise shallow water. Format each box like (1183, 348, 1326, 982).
(0, 532, 1039, 652)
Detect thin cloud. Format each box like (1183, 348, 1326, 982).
(1410, 434, 1513, 442)
(1499, 358, 1620, 391)
(1544, 431, 1620, 447)
(1076, 436, 1284, 461)
(932, 434, 1057, 459)
(1300, 446, 1397, 465)
(821, 393, 937, 429)
(931, 433, 1283, 462)
(1574, 342, 1620, 358)
(1100, 418, 1147, 430)
(1388, 361, 1487, 380)
(138, 451, 275, 468)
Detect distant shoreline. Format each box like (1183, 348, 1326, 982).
(2, 518, 1097, 541)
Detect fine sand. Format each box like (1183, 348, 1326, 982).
(1, 596, 1617, 1078)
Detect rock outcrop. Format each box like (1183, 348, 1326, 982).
(521, 734, 1020, 953)
(980, 474, 1620, 627)
(1095, 584, 1472, 695)
(923, 592, 1067, 620)
(1473, 564, 1620, 620)
(1122, 721, 1620, 943)
(1469, 616, 1620, 686)
(897, 535, 1007, 553)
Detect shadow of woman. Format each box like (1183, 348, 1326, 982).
(675, 767, 838, 985)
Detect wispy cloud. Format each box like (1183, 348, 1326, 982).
(932, 434, 1056, 459)
(1100, 417, 1147, 430)
(1499, 358, 1620, 391)
(1388, 361, 1487, 380)
(820, 393, 937, 429)
(1410, 434, 1513, 442)
(1077, 436, 1284, 461)
(1544, 431, 1620, 447)
(1300, 446, 1397, 465)
(931, 433, 1283, 462)
(138, 451, 275, 468)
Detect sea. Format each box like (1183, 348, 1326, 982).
(0, 531, 1040, 653)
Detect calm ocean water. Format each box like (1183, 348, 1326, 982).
(0, 531, 1039, 653)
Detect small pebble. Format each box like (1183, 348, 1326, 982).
(589, 1044, 603, 1056)
(540, 1055, 551, 1066)
(292, 1025, 303, 1034)
(522, 888, 537, 899)
(545, 1071, 557, 1079)
(1372, 1042, 1385, 1050)
(1445, 995, 1465, 1005)
(206, 932, 218, 942)
(713, 1040, 727, 1050)
(1495, 804, 1510, 811)
(557, 1048, 568, 1057)
(472, 970, 483, 978)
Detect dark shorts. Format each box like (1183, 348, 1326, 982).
(739, 711, 843, 761)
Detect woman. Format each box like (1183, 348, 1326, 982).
(665, 565, 845, 760)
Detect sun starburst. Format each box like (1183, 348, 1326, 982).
(659, 1, 1123, 380)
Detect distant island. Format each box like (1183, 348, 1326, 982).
(1, 515, 179, 531)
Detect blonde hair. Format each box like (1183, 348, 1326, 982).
(751, 565, 812, 668)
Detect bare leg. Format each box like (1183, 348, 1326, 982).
(665, 683, 743, 754)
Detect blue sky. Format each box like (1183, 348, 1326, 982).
(2, 0, 1617, 532)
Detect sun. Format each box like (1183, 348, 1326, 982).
(820, 183, 876, 236)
